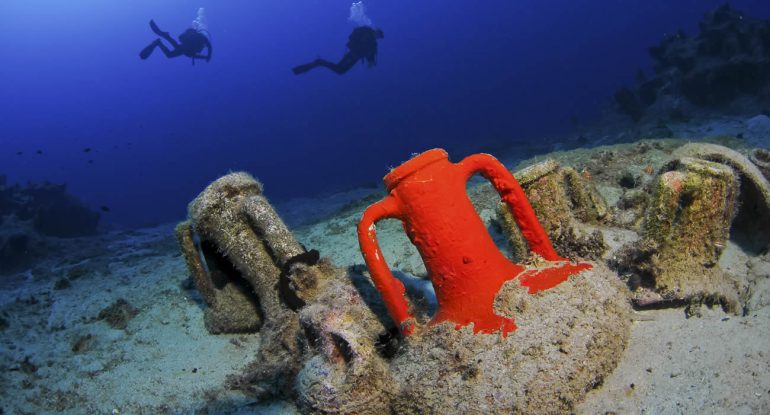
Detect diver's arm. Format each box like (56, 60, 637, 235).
(203, 38, 212, 62)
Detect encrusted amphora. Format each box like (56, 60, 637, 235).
(358, 148, 591, 335)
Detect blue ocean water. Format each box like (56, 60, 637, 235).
(1, 0, 769, 228)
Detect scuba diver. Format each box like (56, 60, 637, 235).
(139, 20, 212, 64)
(292, 26, 384, 75)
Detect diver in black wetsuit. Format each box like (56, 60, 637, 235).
(140, 20, 212, 64)
(293, 26, 384, 75)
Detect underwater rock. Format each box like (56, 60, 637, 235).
(0, 215, 51, 275)
(745, 114, 770, 148)
(0, 233, 30, 271)
(681, 4, 770, 105)
(97, 298, 139, 330)
(614, 87, 645, 122)
(499, 159, 609, 261)
(0, 179, 99, 238)
(33, 202, 100, 238)
(617, 4, 770, 118)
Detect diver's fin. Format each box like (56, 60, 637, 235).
(149, 20, 169, 38)
(139, 40, 158, 60)
(292, 59, 322, 75)
(292, 64, 312, 75)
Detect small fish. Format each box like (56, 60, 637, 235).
(100, 206, 111, 213)
(87, 160, 94, 164)
(36, 150, 43, 155)
(83, 147, 92, 153)
(16, 151, 22, 156)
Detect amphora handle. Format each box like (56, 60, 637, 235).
(457, 153, 562, 261)
(357, 196, 416, 335)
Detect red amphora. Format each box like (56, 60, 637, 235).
(358, 148, 591, 336)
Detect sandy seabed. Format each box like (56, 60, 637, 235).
(1, 129, 770, 414)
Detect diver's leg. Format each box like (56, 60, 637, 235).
(149, 20, 180, 49)
(319, 53, 358, 75)
(292, 59, 323, 75)
(156, 42, 184, 58)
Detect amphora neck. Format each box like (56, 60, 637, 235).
(383, 149, 449, 191)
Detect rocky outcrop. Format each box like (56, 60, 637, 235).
(0, 176, 100, 273)
(616, 4, 770, 121)
(0, 177, 99, 238)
